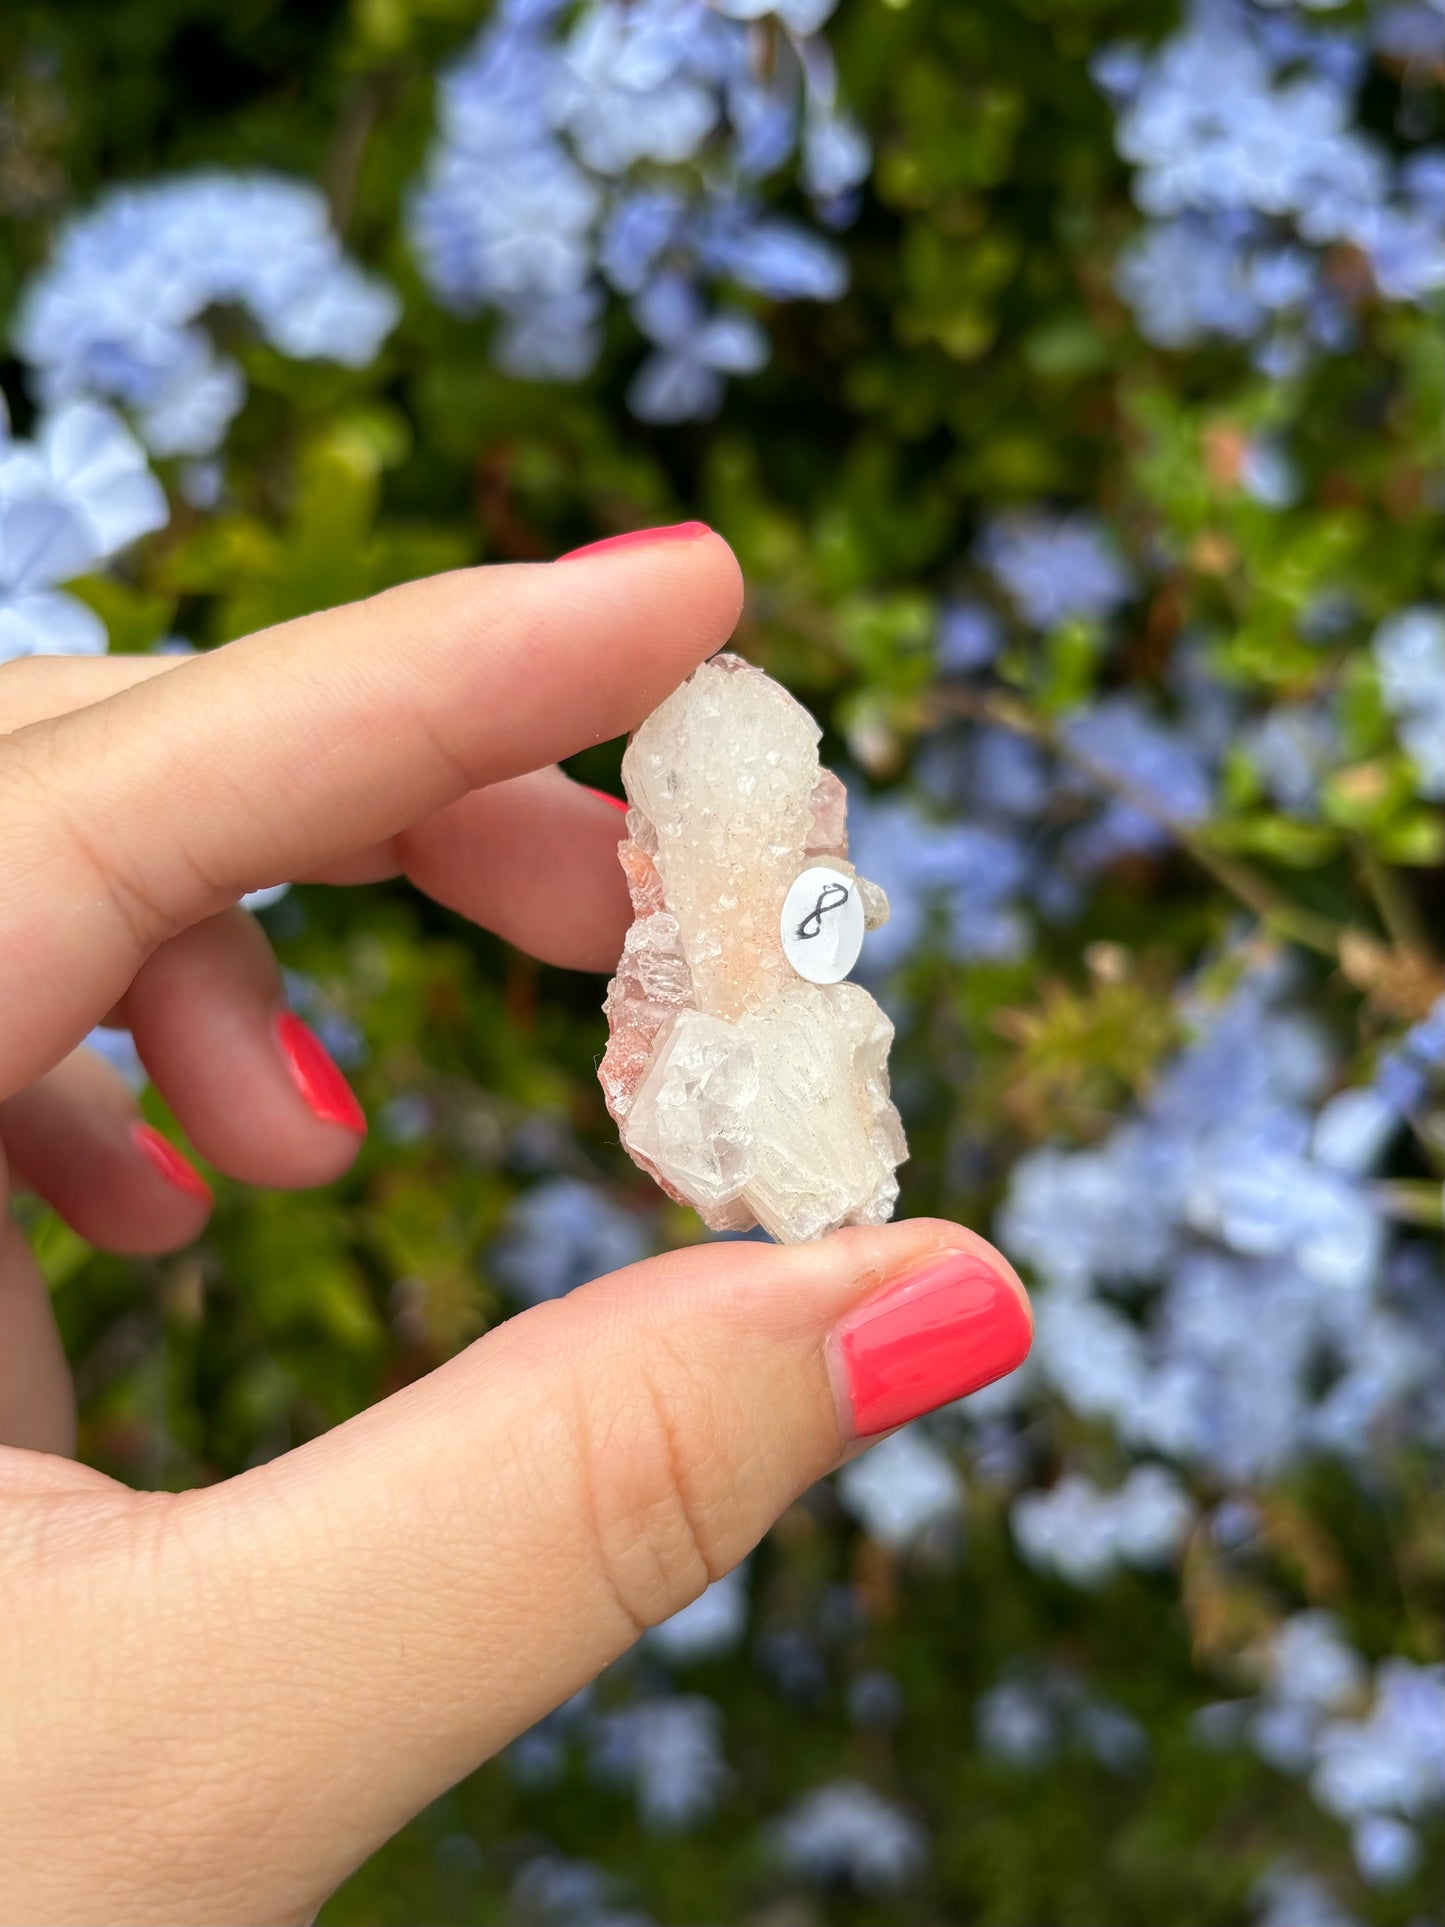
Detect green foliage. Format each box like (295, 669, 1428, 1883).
(2, 1, 1441, 1922)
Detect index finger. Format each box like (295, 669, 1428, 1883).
(0, 528, 741, 1097)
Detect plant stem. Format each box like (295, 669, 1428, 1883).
(1371, 1179, 1445, 1228)
(325, 72, 391, 235)
(929, 687, 1345, 959)
(1356, 839, 1432, 956)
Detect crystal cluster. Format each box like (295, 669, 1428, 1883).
(600, 654, 905, 1243)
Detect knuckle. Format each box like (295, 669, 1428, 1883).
(565, 1335, 725, 1639)
(408, 698, 487, 796)
(1, 717, 227, 958)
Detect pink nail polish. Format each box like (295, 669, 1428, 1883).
(131, 1123, 213, 1205)
(274, 1013, 367, 1134)
(832, 1252, 1032, 1437)
(585, 786, 631, 813)
(558, 521, 711, 562)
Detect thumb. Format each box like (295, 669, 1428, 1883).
(55, 1219, 1029, 1925)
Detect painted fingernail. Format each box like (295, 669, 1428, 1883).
(558, 521, 711, 562)
(831, 1251, 1032, 1437)
(130, 1123, 213, 1206)
(585, 786, 630, 813)
(274, 1013, 367, 1133)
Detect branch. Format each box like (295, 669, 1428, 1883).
(324, 71, 392, 236)
(928, 687, 1346, 959)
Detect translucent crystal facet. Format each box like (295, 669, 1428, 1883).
(600, 654, 907, 1243)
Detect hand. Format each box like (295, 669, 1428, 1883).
(0, 529, 1031, 1925)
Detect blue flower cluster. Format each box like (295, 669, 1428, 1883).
(977, 1668, 1148, 1773)
(848, 787, 1032, 972)
(1100, 0, 1444, 368)
(836, 1427, 963, 1550)
(493, 1175, 655, 1304)
(6, 0, 1436, 1910)
(875, 689, 1224, 943)
(408, 0, 868, 420)
(589, 1695, 729, 1832)
(0, 398, 167, 663)
(977, 511, 1131, 632)
(1010, 1464, 1195, 1588)
(771, 1780, 927, 1892)
(1374, 606, 1445, 800)
(506, 1845, 660, 1927)
(15, 174, 399, 457)
(998, 964, 1440, 1483)
(1061, 693, 1214, 868)
(1195, 1612, 1445, 1893)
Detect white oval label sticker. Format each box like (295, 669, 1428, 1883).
(781, 866, 865, 985)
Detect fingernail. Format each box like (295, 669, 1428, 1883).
(558, 521, 711, 562)
(831, 1251, 1032, 1437)
(585, 786, 630, 813)
(130, 1123, 213, 1205)
(274, 1013, 367, 1133)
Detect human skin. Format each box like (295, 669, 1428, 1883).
(0, 529, 1030, 1925)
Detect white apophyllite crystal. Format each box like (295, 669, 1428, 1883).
(600, 653, 906, 1243)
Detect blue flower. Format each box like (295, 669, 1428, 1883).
(0, 399, 167, 662)
(1240, 436, 1300, 507)
(1001, 1130, 1178, 1292)
(1185, 1123, 1384, 1293)
(558, 3, 723, 176)
(1263, 1613, 1367, 1714)
(599, 188, 687, 294)
(1373, 606, 1445, 799)
(773, 1781, 927, 1891)
(1080, 1702, 1150, 1772)
(1312, 1660, 1445, 1823)
(847, 1670, 903, 1729)
(492, 1177, 654, 1304)
(1089, 41, 1146, 106)
(693, 201, 847, 300)
(1245, 701, 1338, 813)
(978, 510, 1130, 629)
(935, 597, 1003, 675)
(1311, 1087, 1398, 1175)
(1010, 1465, 1194, 1587)
(1062, 694, 1213, 867)
(802, 106, 871, 199)
(1116, 217, 1267, 348)
(1104, 5, 1440, 361)
(496, 289, 606, 382)
(1371, 997, 1445, 1116)
(836, 1429, 962, 1549)
(408, 0, 866, 419)
(1252, 1864, 1362, 1927)
(1352, 1814, 1423, 1887)
(627, 273, 769, 422)
(509, 1846, 638, 1925)
(1115, 9, 1385, 235)
(976, 1678, 1059, 1767)
(1373, 2, 1445, 68)
(847, 789, 1031, 971)
(589, 1695, 729, 1832)
(413, 143, 600, 310)
(999, 961, 1432, 1484)
(16, 174, 398, 456)
(918, 724, 1054, 831)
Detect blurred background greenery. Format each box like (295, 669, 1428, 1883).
(1, 0, 1442, 1921)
